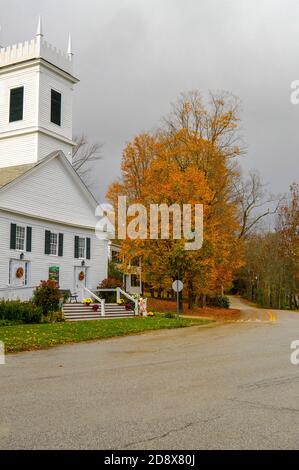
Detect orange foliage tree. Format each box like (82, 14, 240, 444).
(107, 91, 244, 308)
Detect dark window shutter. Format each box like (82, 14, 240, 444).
(10, 223, 17, 250)
(74, 236, 79, 258)
(58, 233, 64, 257)
(86, 238, 91, 260)
(9, 87, 24, 122)
(51, 89, 61, 126)
(26, 227, 32, 252)
(45, 230, 51, 255)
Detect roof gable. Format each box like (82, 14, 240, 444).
(0, 152, 100, 228)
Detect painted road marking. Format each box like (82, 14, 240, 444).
(268, 310, 277, 322)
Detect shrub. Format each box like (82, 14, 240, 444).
(43, 311, 65, 323)
(108, 261, 123, 282)
(207, 296, 230, 309)
(99, 277, 123, 289)
(125, 301, 135, 311)
(0, 301, 43, 324)
(98, 277, 123, 303)
(163, 312, 176, 319)
(0, 319, 22, 327)
(33, 280, 61, 319)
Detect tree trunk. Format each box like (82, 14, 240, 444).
(187, 280, 194, 310)
(179, 291, 184, 313)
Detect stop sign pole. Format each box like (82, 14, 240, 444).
(172, 280, 183, 318)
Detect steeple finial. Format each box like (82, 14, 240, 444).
(36, 16, 43, 38)
(67, 33, 73, 56)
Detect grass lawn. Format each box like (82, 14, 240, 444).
(0, 316, 213, 353)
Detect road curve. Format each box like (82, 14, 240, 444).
(0, 299, 299, 450)
(229, 295, 278, 322)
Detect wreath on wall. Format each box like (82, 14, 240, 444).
(79, 271, 85, 281)
(16, 267, 24, 279)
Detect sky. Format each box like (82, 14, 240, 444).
(1, 0, 299, 201)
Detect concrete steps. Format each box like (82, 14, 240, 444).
(62, 303, 135, 321)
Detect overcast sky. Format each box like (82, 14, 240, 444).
(1, 0, 299, 200)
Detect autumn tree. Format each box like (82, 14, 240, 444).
(107, 91, 245, 308)
(234, 184, 298, 309)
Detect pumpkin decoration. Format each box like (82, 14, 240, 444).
(16, 267, 24, 279)
(79, 271, 85, 281)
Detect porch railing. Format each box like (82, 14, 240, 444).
(83, 287, 106, 316)
(91, 287, 139, 316)
(116, 287, 139, 316)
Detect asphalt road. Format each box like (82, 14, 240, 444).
(1, 298, 299, 450)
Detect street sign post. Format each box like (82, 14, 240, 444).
(172, 280, 183, 318)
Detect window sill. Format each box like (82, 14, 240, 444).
(9, 119, 24, 124)
(50, 121, 62, 128)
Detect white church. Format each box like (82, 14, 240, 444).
(0, 20, 109, 303)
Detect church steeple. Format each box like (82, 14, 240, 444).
(0, 19, 79, 169)
(36, 16, 43, 38)
(67, 33, 73, 57)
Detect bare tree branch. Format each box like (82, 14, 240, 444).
(233, 170, 283, 238)
(72, 134, 103, 187)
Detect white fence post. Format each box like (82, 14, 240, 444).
(134, 299, 139, 316)
(101, 299, 105, 317)
(116, 288, 120, 303)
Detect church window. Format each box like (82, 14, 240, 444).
(74, 236, 91, 259)
(78, 237, 85, 258)
(45, 230, 64, 257)
(49, 232, 58, 256)
(15, 225, 26, 251)
(9, 87, 24, 122)
(131, 274, 140, 288)
(10, 224, 32, 252)
(51, 89, 62, 126)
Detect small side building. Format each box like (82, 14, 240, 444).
(109, 241, 142, 296)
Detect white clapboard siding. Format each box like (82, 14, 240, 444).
(38, 67, 73, 141)
(0, 66, 39, 134)
(0, 58, 75, 169)
(0, 133, 38, 168)
(0, 210, 108, 293)
(37, 134, 72, 162)
(0, 154, 100, 228)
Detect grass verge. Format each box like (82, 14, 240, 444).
(0, 316, 213, 353)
